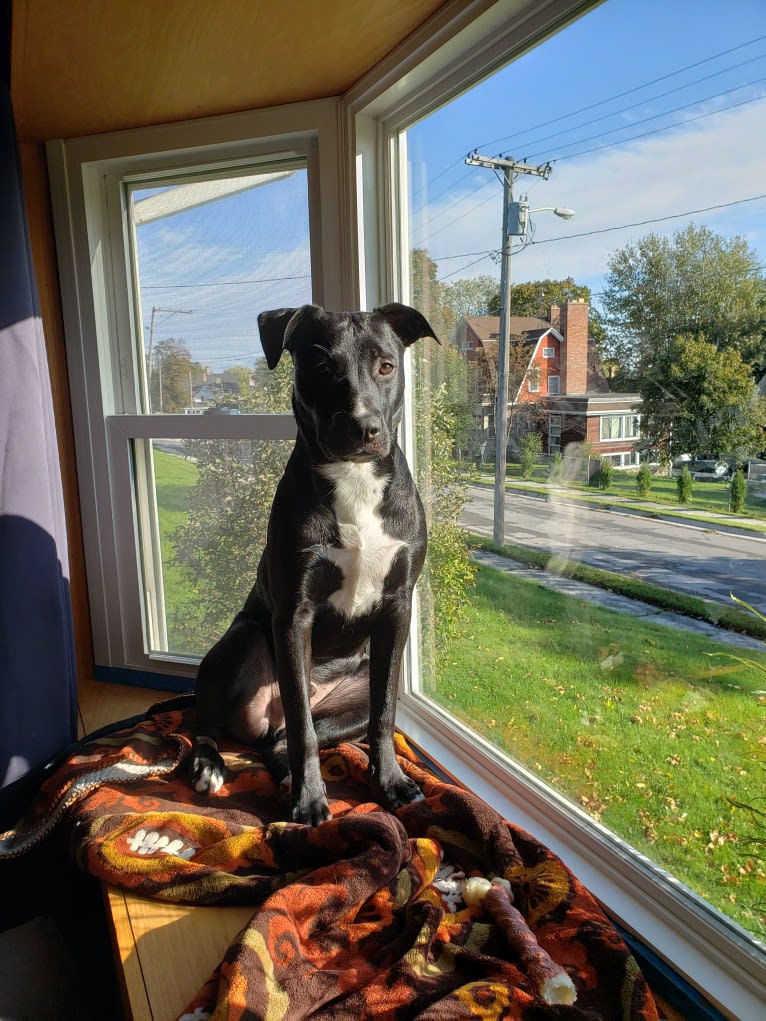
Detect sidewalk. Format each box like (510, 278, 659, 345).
(473, 548, 766, 653)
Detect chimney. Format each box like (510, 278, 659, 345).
(548, 303, 560, 327)
(560, 300, 589, 395)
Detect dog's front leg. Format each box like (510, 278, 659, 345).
(368, 597, 424, 810)
(272, 605, 330, 826)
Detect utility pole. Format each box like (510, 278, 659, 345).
(146, 305, 193, 412)
(465, 152, 552, 545)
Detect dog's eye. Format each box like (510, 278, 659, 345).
(378, 361, 395, 376)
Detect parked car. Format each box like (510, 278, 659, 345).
(688, 459, 731, 481)
(671, 456, 732, 480)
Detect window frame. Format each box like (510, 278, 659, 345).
(343, 2, 766, 1016)
(47, 99, 349, 682)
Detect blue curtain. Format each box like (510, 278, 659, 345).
(0, 0, 77, 821)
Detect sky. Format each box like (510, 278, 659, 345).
(134, 0, 766, 373)
(407, 0, 766, 296)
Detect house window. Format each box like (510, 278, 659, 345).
(548, 414, 562, 454)
(601, 414, 641, 441)
(48, 99, 344, 680)
(542, 346, 555, 358)
(368, 0, 766, 1013)
(600, 414, 623, 440)
(548, 374, 560, 395)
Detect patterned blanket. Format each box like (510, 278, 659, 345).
(1, 702, 659, 1020)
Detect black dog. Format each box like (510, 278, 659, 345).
(190, 302, 437, 825)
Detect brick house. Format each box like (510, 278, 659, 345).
(453, 300, 642, 467)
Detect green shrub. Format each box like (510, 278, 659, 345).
(519, 432, 543, 480)
(729, 469, 747, 513)
(636, 463, 652, 497)
(593, 457, 613, 490)
(549, 451, 563, 483)
(677, 465, 693, 503)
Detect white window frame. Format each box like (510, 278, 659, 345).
(48, 99, 349, 684)
(547, 374, 560, 395)
(343, 2, 766, 1017)
(542, 345, 555, 358)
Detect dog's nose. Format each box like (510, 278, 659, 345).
(356, 412, 382, 445)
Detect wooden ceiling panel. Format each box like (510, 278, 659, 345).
(11, 0, 449, 141)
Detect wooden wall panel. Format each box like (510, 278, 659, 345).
(18, 142, 94, 682)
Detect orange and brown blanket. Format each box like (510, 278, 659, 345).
(1, 703, 659, 1020)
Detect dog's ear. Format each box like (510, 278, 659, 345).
(257, 305, 326, 369)
(373, 302, 440, 346)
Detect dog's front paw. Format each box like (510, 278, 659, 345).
(377, 767, 424, 810)
(291, 781, 331, 826)
(190, 741, 226, 795)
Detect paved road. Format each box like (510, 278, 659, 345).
(461, 485, 766, 609)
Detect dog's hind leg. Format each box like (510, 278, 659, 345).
(191, 611, 277, 795)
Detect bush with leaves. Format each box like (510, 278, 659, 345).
(519, 432, 542, 480)
(414, 359, 477, 661)
(636, 463, 652, 497)
(730, 469, 747, 513)
(677, 465, 693, 504)
(549, 451, 563, 483)
(169, 359, 294, 655)
(593, 458, 614, 490)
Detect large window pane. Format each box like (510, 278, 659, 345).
(405, 0, 766, 945)
(126, 163, 312, 658)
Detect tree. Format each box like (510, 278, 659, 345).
(600, 224, 766, 383)
(149, 338, 202, 412)
(410, 248, 456, 342)
(488, 276, 607, 344)
(441, 275, 499, 320)
(638, 334, 766, 462)
(170, 358, 294, 653)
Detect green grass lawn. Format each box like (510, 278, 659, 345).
(432, 564, 766, 938)
(152, 448, 200, 652)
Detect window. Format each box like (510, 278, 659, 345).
(547, 374, 560, 395)
(600, 414, 623, 440)
(542, 345, 555, 358)
(49, 99, 345, 682)
(355, 1, 766, 1015)
(548, 414, 562, 454)
(600, 414, 640, 441)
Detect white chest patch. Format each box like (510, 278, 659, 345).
(316, 462, 406, 618)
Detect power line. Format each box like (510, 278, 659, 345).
(410, 34, 766, 207)
(141, 274, 310, 289)
(549, 90, 766, 165)
(414, 85, 766, 249)
(525, 78, 766, 164)
(527, 192, 766, 244)
(479, 32, 766, 153)
(429, 192, 766, 276)
(504, 52, 766, 161)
